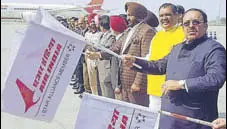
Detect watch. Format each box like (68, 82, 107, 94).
(178, 80, 185, 89)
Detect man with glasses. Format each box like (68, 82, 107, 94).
(122, 8, 226, 129)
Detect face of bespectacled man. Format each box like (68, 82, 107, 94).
(183, 10, 208, 41)
(159, 6, 178, 30)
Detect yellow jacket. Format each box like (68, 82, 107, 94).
(147, 26, 185, 96)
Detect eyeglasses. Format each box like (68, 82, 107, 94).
(183, 20, 203, 27)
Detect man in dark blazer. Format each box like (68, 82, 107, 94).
(122, 8, 226, 129)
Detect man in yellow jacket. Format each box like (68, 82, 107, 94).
(146, 3, 185, 129)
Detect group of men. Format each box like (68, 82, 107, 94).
(59, 2, 226, 129)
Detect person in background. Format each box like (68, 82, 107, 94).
(94, 14, 101, 30)
(146, 3, 185, 129)
(122, 8, 226, 129)
(78, 16, 92, 94)
(119, 14, 129, 26)
(109, 15, 128, 100)
(73, 17, 80, 33)
(56, 15, 64, 21)
(77, 16, 89, 36)
(212, 118, 226, 129)
(86, 15, 128, 100)
(176, 5, 185, 26)
(70, 16, 88, 95)
(94, 15, 116, 98)
(84, 13, 103, 95)
(60, 18, 69, 28)
(68, 17, 76, 30)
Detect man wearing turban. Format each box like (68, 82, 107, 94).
(84, 13, 103, 95)
(118, 2, 156, 107)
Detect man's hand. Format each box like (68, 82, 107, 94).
(122, 55, 136, 68)
(114, 87, 121, 94)
(162, 80, 185, 95)
(86, 51, 101, 60)
(131, 83, 140, 92)
(212, 118, 226, 129)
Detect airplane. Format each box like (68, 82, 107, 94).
(1, 0, 106, 21)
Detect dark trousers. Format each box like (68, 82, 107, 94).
(71, 55, 85, 92)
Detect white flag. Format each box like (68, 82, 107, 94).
(75, 93, 158, 129)
(1, 8, 86, 122)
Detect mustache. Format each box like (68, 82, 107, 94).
(187, 28, 198, 32)
(160, 19, 169, 23)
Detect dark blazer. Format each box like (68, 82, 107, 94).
(133, 36, 226, 129)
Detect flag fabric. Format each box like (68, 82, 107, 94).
(1, 8, 86, 122)
(75, 93, 158, 129)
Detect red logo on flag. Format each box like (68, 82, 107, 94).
(16, 79, 40, 113)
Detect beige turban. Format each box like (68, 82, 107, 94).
(125, 2, 147, 20)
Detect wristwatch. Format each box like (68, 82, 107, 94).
(178, 80, 185, 89)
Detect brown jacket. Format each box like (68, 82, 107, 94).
(101, 23, 156, 92)
(120, 23, 155, 92)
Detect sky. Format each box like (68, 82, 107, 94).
(2, 0, 226, 21)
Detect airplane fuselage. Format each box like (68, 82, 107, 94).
(1, 3, 88, 20)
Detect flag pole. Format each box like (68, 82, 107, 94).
(159, 110, 214, 127)
(85, 40, 142, 69)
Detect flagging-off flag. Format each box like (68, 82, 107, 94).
(74, 93, 158, 129)
(1, 8, 86, 122)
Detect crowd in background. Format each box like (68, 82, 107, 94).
(55, 2, 186, 104)
(56, 3, 160, 102)
(55, 2, 226, 129)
